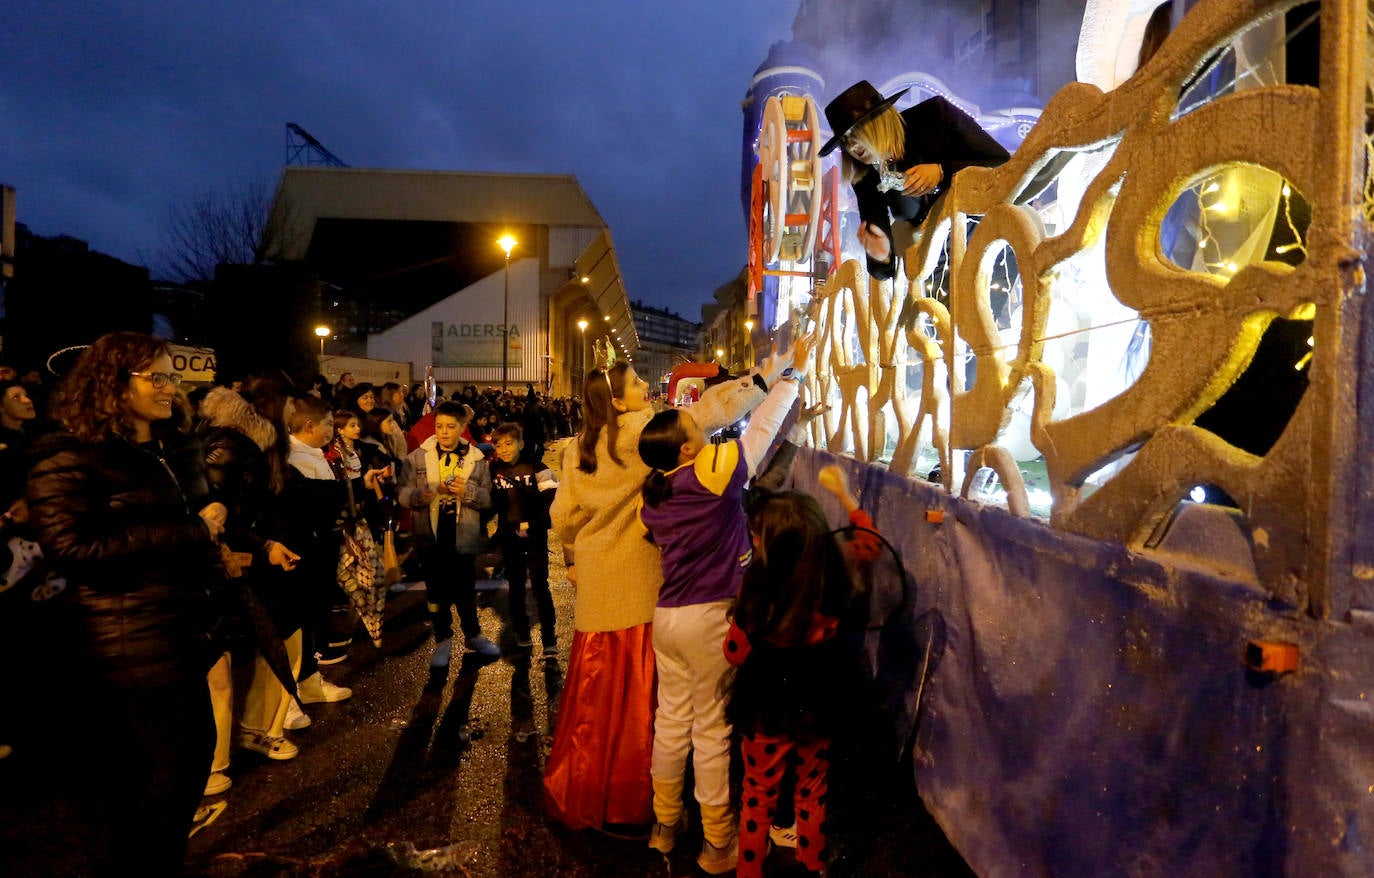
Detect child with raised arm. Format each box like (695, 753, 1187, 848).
(634, 337, 810, 875)
(724, 464, 881, 878)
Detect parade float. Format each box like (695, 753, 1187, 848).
(740, 0, 1374, 874)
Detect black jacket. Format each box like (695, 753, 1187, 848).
(0, 424, 33, 510)
(490, 455, 554, 536)
(854, 97, 1010, 280)
(27, 429, 221, 686)
(201, 424, 274, 555)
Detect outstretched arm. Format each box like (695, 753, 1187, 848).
(819, 464, 882, 563)
(741, 335, 813, 475)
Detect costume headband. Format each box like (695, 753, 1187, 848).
(593, 336, 619, 395)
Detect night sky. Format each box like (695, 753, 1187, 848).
(1, 0, 799, 316)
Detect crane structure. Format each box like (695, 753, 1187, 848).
(285, 123, 348, 168)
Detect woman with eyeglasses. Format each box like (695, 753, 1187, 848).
(26, 332, 228, 876)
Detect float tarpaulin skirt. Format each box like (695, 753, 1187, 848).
(543, 623, 656, 829)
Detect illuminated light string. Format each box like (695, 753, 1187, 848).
(1364, 134, 1374, 224)
(1190, 169, 1306, 275)
(1278, 183, 1307, 258)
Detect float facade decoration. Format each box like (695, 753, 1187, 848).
(760, 0, 1374, 874)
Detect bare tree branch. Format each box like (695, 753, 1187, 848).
(153, 178, 293, 283)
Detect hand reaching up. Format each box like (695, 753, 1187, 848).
(759, 337, 798, 387)
(817, 464, 860, 513)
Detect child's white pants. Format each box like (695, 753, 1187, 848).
(650, 600, 735, 842)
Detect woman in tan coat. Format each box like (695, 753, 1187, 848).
(544, 353, 792, 831)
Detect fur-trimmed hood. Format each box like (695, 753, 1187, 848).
(199, 387, 277, 451)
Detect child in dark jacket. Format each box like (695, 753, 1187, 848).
(490, 422, 558, 656)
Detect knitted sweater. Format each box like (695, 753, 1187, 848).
(551, 374, 769, 633)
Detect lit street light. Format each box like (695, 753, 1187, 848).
(498, 234, 517, 389)
(576, 318, 589, 380)
(715, 348, 725, 360)
(315, 325, 330, 356)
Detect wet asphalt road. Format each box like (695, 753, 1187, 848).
(0, 440, 977, 877)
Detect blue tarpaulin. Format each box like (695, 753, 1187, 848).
(782, 447, 1374, 877)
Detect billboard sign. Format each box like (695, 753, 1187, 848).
(168, 344, 216, 384)
(431, 320, 523, 368)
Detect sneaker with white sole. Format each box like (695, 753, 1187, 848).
(464, 635, 500, 658)
(697, 835, 739, 875)
(542, 643, 559, 659)
(237, 729, 298, 761)
(648, 815, 688, 854)
(430, 637, 453, 667)
(189, 801, 227, 838)
(298, 672, 352, 704)
(203, 771, 232, 796)
(769, 822, 799, 849)
(284, 699, 312, 730)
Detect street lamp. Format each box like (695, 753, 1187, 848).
(744, 320, 754, 369)
(576, 318, 589, 382)
(315, 325, 330, 356)
(498, 234, 517, 389)
(715, 347, 725, 360)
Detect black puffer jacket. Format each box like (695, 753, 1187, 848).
(27, 429, 221, 686)
(199, 387, 280, 556)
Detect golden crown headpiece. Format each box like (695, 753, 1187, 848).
(593, 336, 621, 395)
(593, 336, 620, 373)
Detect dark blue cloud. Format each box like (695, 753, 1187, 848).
(1, 0, 796, 312)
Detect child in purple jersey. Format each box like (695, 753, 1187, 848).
(635, 337, 812, 875)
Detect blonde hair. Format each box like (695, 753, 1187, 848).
(840, 105, 907, 185)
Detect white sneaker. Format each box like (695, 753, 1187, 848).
(298, 672, 352, 704)
(284, 698, 312, 730)
(189, 801, 227, 838)
(769, 822, 799, 849)
(203, 771, 232, 796)
(698, 835, 739, 875)
(430, 637, 454, 667)
(237, 729, 299, 761)
(648, 815, 688, 853)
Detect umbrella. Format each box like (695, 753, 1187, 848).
(338, 519, 387, 647)
(220, 545, 300, 702)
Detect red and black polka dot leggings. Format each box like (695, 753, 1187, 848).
(738, 732, 830, 877)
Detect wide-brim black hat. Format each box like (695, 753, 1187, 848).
(819, 80, 910, 157)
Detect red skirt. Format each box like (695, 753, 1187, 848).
(543, 623, 656, 828)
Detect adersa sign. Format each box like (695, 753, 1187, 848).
(168, 344, 216, 384)
(431, 321, 522, 368)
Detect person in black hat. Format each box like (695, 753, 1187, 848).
(820, 80, 1010, 281)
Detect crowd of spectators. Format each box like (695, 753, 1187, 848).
(302, 374, 583, 453)
(0, 349, 586, 873)
(2, 338, 889, 878)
